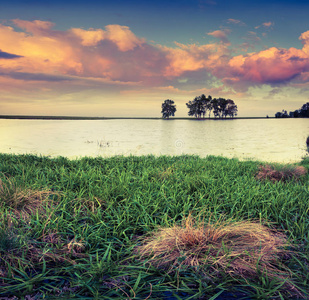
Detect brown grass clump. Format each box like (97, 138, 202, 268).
(0, 177, 58, 220)
(255, 164, 307, 183)
(135, 214, 297, 292)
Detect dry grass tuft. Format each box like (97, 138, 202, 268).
(0, 177, 58, 220)
(135, 214, 298, 293)
(255, 164, 307, 183)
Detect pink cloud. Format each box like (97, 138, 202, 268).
(13, 19, 55, 35)
(224, 47, 309, 86)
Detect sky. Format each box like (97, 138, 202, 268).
(1, 0, 309, 117)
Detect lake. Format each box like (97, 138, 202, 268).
(0, 118, 308, 163)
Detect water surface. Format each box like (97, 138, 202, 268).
(0, 118, 308, 163)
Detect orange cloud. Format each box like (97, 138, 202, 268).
(70, 25, 144, 51)
(104, 25, 144, 51)
(0, 20, 167, 89)
(162, 42, 230, 77)
(299, 30, 309, 54)
(70, 28, 105, 46)
(0, 22, 82, 75)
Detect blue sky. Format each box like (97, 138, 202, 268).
(1, 0, 309, 117)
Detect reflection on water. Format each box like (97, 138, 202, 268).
(0, 118, 308, 163)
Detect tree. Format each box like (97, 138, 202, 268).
(217, 98, 228, 118)
(292, 110, 300, 118)
(274, 102, 309, 118)
(206, 95, 213, 118)
(186, 100, 197, 118)
(211, 98, 220, 118)
(186, 94, 211, 118)
(299, 102, 309, 117)
(223, 99, 238, 118)
(275, 110, 289, 118)
(161, 99, 176, 119)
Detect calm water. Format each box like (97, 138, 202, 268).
(0, 118, 308, 163)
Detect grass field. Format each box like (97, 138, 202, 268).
(0, 153, 308, 299)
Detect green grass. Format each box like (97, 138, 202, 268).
(0, 153, 308, 299)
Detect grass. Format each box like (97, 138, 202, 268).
(0, 153, 308, 299)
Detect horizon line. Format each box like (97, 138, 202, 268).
(0, 115, 276, 120)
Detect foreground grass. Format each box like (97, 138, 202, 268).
(0, 153, 308, 299)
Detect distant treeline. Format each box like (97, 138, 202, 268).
(275, 102, 309, 118)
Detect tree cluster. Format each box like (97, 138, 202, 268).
(186, 94, 238, 119)
(275, 102, 309, 118)
(161, 95, 238, 119)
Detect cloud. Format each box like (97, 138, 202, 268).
(104, 24, 145, 51)
(70, 25, 145, 51)
(162, 42, 230, 77)
(0, 20, 168, 85)
(265, 87, 282, 99)
(13, 19, 55, 35)
(207, 29, 231, 44)
(255, 21, 274, 30)
(245, 31, 261, 43)
(0, 50, 23, 59)
(227, 19, 246, 26)
(262, 21, 274, 28)
(70, 28, 105, 46)
(299, 30, 309, 54)
(0, 22, 83, 75)
(1, 18, 309, 97)
(223, 47, 309, 87)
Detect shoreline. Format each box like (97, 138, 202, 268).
(0, 115, 276, 120)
